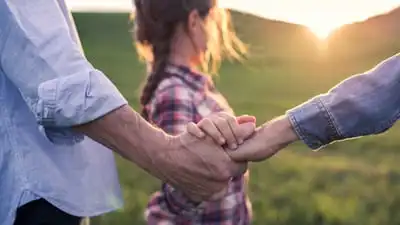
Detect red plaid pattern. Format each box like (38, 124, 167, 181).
(143, 64, 252, 225)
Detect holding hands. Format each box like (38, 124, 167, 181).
(187, 112, 257, 150)
(189, 113, 297, 163)
(170, 112, 296, 202)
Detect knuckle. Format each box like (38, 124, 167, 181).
(227, 115, 236, 123)
(219, 111, 230, 117)
(200, 118, 212, 127)
(216, 118, 228, 126)
(186, 122, 196, 129)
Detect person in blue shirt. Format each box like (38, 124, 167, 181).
(0, 0, 255, 224)
(227, 54, 400, 162)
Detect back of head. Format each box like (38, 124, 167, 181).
(132, 0, 246, 116)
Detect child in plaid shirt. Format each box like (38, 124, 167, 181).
(133, 0, 253, 224)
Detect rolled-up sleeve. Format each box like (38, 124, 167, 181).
(0, 1, 127, 133)
(287, 54, 400, 149)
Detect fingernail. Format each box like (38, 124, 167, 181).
(220, 138, 226, 144)
(238, 139, 243, 145)
(230, 144, 238, 149)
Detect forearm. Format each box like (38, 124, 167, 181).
(74, 104, 171, 182)
(259, 115, 299, 152)
(287, 54, 400, 149)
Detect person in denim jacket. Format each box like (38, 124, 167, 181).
(227, 54, 400, 162)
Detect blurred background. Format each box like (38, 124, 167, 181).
(66, 1, 400, 224)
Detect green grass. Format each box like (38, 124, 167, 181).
(73, 12, 400, 225)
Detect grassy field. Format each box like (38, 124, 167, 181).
(73, 12, 400, 225)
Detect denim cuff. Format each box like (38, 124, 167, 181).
(286, 97, 341, 150)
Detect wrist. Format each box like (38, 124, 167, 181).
(261, 115, 299, 152)
(121, 111, 173, 182)
(275, 115, 299, 144)
(139, 127, 174, 182)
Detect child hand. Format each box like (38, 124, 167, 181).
(186, 112, 256, 149)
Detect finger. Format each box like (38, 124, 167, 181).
(219, 113, 244, 147)
(225, 127, 274, 162)
(186, 122, 206, 139)
(237, 122, 256, 141)
(200, 118, 226, 145)
(236, 115, 256, 124)
(217, 113, 257, 149)
(214, 117, 238, 149)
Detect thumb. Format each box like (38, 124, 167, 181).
(236, 115, 256, 124)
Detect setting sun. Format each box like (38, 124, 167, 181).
(67, 0, 399, 41)
(308, 24, 336, 39)
(304, 18, 345, 39)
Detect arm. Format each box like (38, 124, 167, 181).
(0, 0, 174, 182)
(0, 1, 237, 201)
(230, 54, 400, 162)
(287, 53, 400, 149)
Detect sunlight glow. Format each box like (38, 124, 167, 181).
(308, 26, 335, 39)
(218, 0, 399, 39)
(306, 22, 340, 40)
(66, 0, 399, 39)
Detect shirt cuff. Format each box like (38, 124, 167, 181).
(286, 97, 342, 149)
(36, 69, 128, 127)
(35, 69, 128, 144)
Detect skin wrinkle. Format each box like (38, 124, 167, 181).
(75, 105, 168, 181)
(174, 136, 225, 198)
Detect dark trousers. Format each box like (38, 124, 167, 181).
(14, 199, 82, 225)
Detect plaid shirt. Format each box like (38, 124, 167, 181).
(143, 64, 252, 225)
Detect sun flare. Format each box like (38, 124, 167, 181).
(305, 19, 342, 40)
(308, 25, 336, 39)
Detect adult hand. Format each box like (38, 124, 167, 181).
(183, 114, 256, 200)
(153, 131, 246, 202)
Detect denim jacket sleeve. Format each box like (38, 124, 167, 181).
(0, 0, 127, 143)
(287, 54, 400, 149)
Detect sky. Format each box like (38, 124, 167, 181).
(66, 0, 399, 38)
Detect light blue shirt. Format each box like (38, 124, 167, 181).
(287, 54, 400, 149)
(0, 0, 128, 224)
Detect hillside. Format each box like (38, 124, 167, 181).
(229, 6, 400, 62)
(327, 6, 400, 59)
(72, 9, 400, 225)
